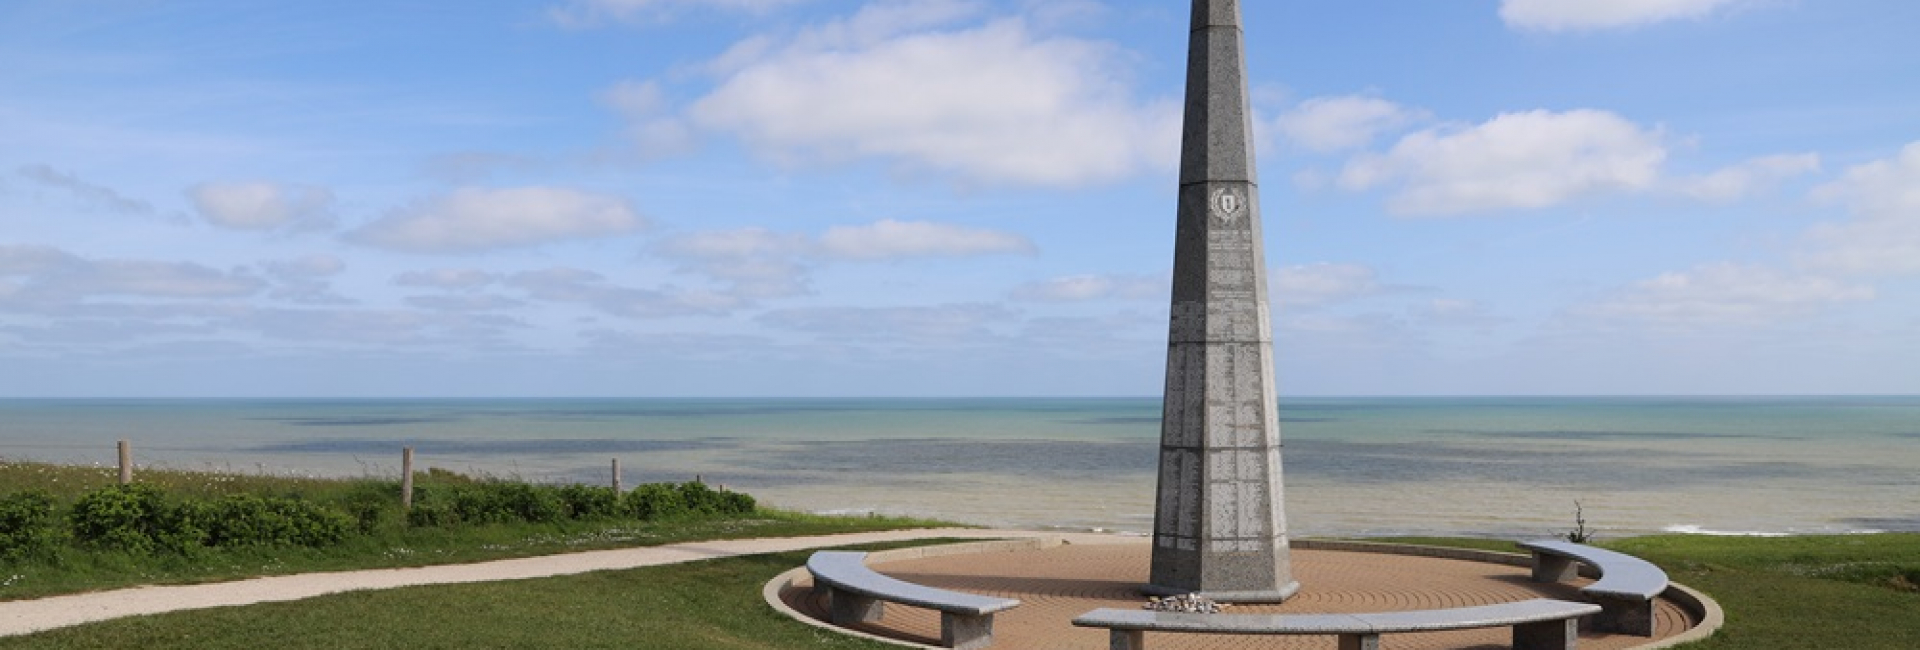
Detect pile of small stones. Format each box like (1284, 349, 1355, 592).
(1143, 593, 1227, 614)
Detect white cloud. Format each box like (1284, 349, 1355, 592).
(655, 228, 814, 298)
(0, 245, 263, 303)
(506, 267, 742, 318)
(652, 219, 1033, 300)
(1500, 0, 1755, 31)
(0, 245, 75, 276)
(550, 0, 807, 26)
(2, 319, 215, 346)
(406, 294, 528, 313)
(1673, 153, 1821, 203)
(579, 328, 789, 362)
(600, 80, 696, 156)
(388, 269, 525, 314)
(1575, 263, 1873, 329)
(1273, 263, 1386, 307)
(685, 9, 1179, 187)
(1800, 142, 1920, 275)
(758, 302, 1015, 345)
(394, 269, 501, 291)
(229, 307, 522, 346)
(190, 181, 335, 231)
(661, 228, 810, 259)
(66, 262, 263, 299)
(262, 255, 348, 304)
(1274, 96, 1423, 153)
(1011, 273, 1163, 302)
(602, 79, 671, 116)
(16, 165, 154, 215)
(789, 0, 987, 47)
(349, 187, 645, 253)
(263, 255, 344, 278)
(816, 219, 1036, 260)
(1341, 109, 1667, 216)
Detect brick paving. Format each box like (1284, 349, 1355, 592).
(781, 542, 1695, 649)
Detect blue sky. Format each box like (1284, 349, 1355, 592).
(2, 0, 1917, 397)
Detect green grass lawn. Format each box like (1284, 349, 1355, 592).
(0, 546, 915, 650)
(1609, 534, 1920, 648)
(4, 534, 1917, 649)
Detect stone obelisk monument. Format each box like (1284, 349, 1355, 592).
(1146, 0, 1299, 602)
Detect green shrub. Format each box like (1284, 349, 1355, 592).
(679, 481, 730, 515)
(405, 501, 455, 527)
(404, 484, 469, 528)
(557, 484, 621, 520)
(196, 494, 351, 548)
(677, 481, 755, 516)
(341, 481, 400, 534)
(68, 483, 169, 554)
(404, 483, 475, 527)
(625, 483, 684, 520)
(66, 483, 352, 554)
(407, 481, 566, 527)
(721, 490, 755, 515)
(0, 490, 64, 563)
(621, 482, 754, 521)
(446, 485, 502, 525)
(158, 499, 214, 553)
(486, 482, 566, 524)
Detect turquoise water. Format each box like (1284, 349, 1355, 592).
(1, 396, 1915, 538)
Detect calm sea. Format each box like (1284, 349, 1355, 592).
(1, 396, 1915, 539)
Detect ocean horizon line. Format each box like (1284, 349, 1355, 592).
(2, 393, 1915, 401)
(4, 396, 1915, 538)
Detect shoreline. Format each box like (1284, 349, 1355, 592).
(4, 455, 1909, 540)
(6, 394, 1917, 540)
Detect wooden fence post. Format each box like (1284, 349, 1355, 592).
(401, 447, 415, 510)
(611, 458, 622, 493)
(117, 440, 133, 485)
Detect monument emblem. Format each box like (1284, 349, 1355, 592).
(1209, 187, 1245, 223)
(1147, 0, 1299, 602)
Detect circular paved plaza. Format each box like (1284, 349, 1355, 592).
(778, 542, 1699, 649)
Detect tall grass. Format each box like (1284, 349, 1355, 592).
(0, 458, 354, 501)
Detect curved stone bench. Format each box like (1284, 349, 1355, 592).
(1519, 540, 1669, 636)
(1072, 598, 1601, 650)
(806, 550, 1020, 650)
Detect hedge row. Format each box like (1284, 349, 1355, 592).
(405, 480, 753, 527)
(0, 491, 62, 563)
(0, 479, 756, 561)
(60, 483, 351, 556)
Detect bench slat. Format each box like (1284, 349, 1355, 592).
(1518, 541, 1669, 599)
(1073, 609, 1370, 633)
(1072, 599, 1599, 635)
(1519, 540, 1667, 637)
(807, 551, 1021, 616)
(1353, 599, 1601, 632)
